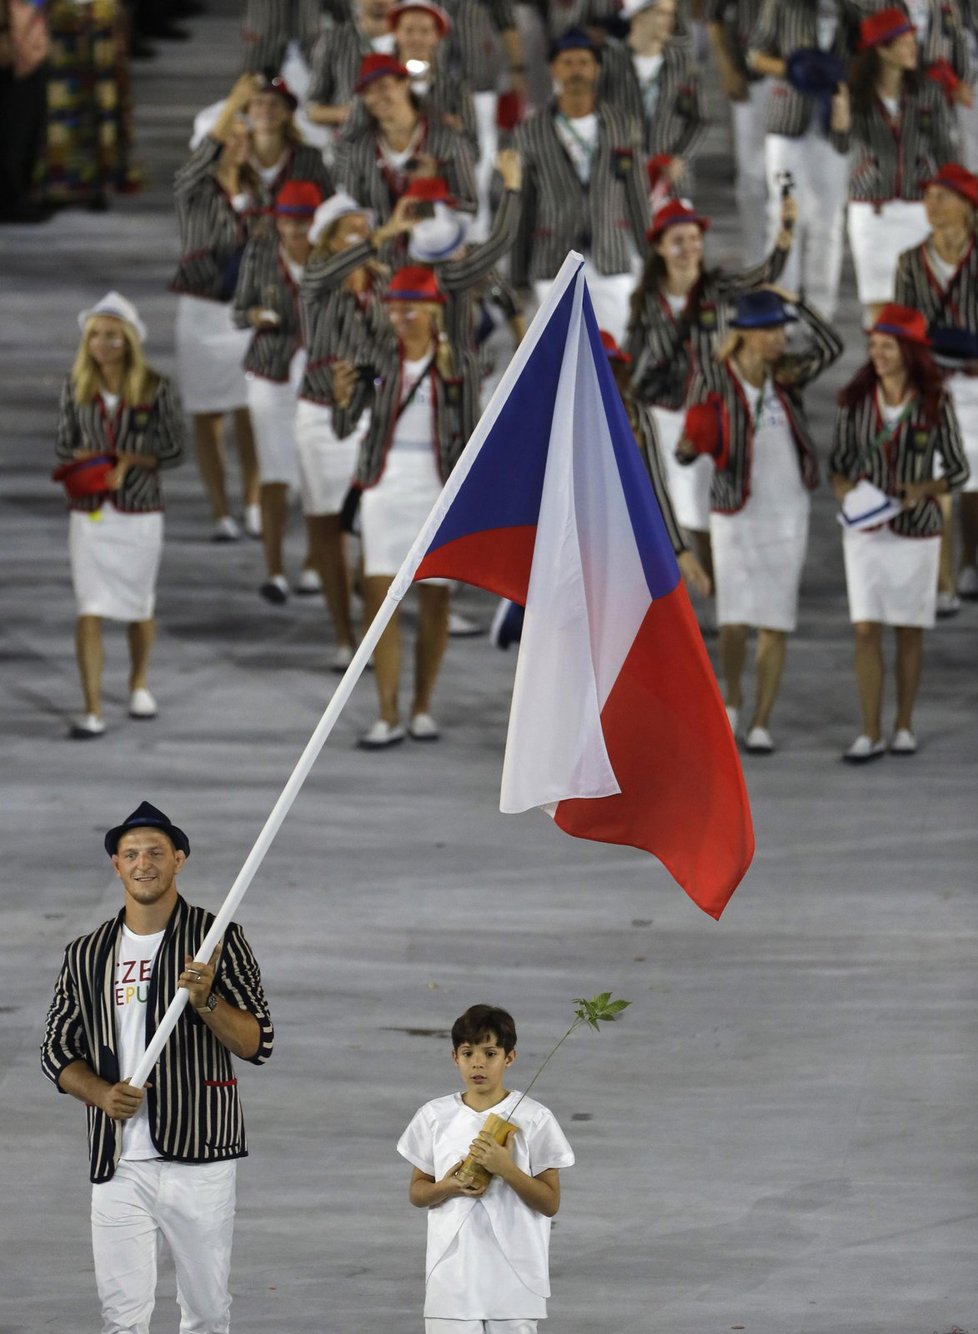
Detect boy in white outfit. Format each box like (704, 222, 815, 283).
(397, 1004, 575, 1333)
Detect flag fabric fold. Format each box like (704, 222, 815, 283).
(410, 254, 753, 919)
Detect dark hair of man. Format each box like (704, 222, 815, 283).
(452, 1004, 517, 1053)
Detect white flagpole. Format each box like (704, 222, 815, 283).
(128, 253, 584, 1088)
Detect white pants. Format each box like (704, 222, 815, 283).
(535, 265, 634, 343)
(471, 90, 500, 243)
(846, 199, 930, 307)
(731, 81, 771, 267)
(765, 130, 848, 320)
(91, 1159, 237, 1334)
(425, 1322, 537, 1333)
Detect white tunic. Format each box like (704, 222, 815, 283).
(397, 1091, 575, 1320)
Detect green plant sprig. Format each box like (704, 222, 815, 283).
(508, 992, 631, 1120)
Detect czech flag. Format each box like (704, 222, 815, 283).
(393, 253, 753, 919)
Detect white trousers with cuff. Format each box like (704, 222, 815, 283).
(425, 1321, 538, 1333)
(765, 129, 848, 320)
(91, 1158, 237, 1334)
(731, 80, 771, 267)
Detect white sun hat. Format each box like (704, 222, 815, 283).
(408, 203, 470, 262)
(309, 192, 376, 246)
(77, 291, 148, 344)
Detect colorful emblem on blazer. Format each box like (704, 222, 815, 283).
(132, 407, 151, 433)
(698, 304, 717, 331)
(613, 147, 634, 180)
(912, 427, 930, 450)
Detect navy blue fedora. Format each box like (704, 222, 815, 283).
(729, 290, 798, 330)
(104, 801, 191, 857)
(549, 27, 601, 61)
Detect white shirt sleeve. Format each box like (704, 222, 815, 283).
(397, 1104, 437, 1175)
(525, 1107, 575, 1175)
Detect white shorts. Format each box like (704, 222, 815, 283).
(295, 398, 368, 515)
(91, 1158, 236, 1334)
(175, 295, 252, 414)
(247, 373, 300, 486)
(711, 505, 810, 632)
(846, 200, 931, 306)
(843, 526, 940, 627)
(653, 405, 712, 532)
(69, 507, 163, 621)
(947, 372, 978, 493)
(360, 448, 448, 582)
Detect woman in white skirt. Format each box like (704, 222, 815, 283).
(895, 162, 978, 605)
(625, 192, 797, 585)
(678, 287, 843, 753)
(830, 303, 969, 761)
(297, 192, 400, 668)
(346, 266, 472, 748)
(233, 178, 324, 602)
(172, 76, 262, 542)
(54, 293, 184, 738)
(846, 6, 956, 322)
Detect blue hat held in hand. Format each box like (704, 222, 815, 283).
(729, 290, 799, 330)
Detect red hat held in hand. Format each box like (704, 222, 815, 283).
(869, 303, 931, 347)
(273, 180, 324, 216)
(681, 393, 729, 469)
(356, 52, 410, 92)
(923, 161, 978, 209)
(600, 330, 631, 364)
(859, 6, 914, 49)
(384, 265, 447, 303)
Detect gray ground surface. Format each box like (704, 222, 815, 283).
(1, 8, 976, 1333)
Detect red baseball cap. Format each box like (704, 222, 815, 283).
(356, 53, 410, 92)
(384, 265, 447, 303)
(869, 303, 931, 346)
(600, 330, 631, 364)
(859, 6, 915, 49)
(273, 180, 323, 216)
(387, 0, 451, 36)
(646, 197, 710, 242)
(923, 161, 978, 209)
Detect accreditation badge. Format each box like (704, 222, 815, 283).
(698, 305, 717, 331)
(912, 428, 929, 451)
(612, 147, 634, 180)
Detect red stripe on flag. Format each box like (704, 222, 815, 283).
(414, 525, 537, 604)
(554, 587, 753, 920)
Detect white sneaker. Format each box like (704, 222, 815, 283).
(70, 713, 105, 739)
(936, 590, 961, 618)
(260, 574, 289, 604)
(212, 515, 240, 542)
(448, 610, 482, 638)
(957, 565, 978, 598)
(745, 726, 774, 754)
(295, 568, 322, 595)
(890, 728, 917, 755)
(330, 644, 354, 673)
(358, 719, 405, 749)
(725, 706, 739, 736)
(409, 712, 440, 741)
(244, 503, 262, 539)
(843, 734, 885, 764)
(129, 688, 158, 719)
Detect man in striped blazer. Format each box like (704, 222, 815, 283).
(512, 28, 649, 341)
(41, 801, 273, 1334)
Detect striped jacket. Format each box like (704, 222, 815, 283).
(894, 234, 978, 332)
(685, 297, 843, 513)
(171, 138, 257, 302)
(630, 397, 687, 554)
(444, 0, 517, 92)
(300, 258, 394, 406)
(830, 386, 968, 535)
(334, 118, 478, 225)
(55, 375, 184, 513)
(241, 0, 322, 72)
(512, 102, 649, 285)
(41, 896, 274, 1184)
(749, 0, 861, 148)
(708, 0, 767, 82)
(598, 39, 706, 160)
(307, 20, 371, 108)
(849, 81, 955, 202)
(625, 246, 789, 411)
(233, 237, 304, 381)
(339, 336, 479, 487)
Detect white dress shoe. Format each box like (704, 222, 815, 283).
(745, 725, 774, 754)
(244, 503, 262, 539)
(843, 734, 885, 764)
(70, 713, 105, 739)
(957, 565, 978, 598)
(295, 568, 322, 595)
(129, 688, 158, 719)
(358, 719, 405, 749)
(890, 728, 917, 755)
(409, 712, 440, 741)
(212, 515, 240, 542)
(448, 610, 482, 637)
(936, 590, 960, 618)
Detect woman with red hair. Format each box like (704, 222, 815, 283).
(830, 304, 969, 761)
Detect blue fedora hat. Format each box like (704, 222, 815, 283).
(729, 289, 798, 330)
(549, 26, 601, 61)
(104, 801, 191, 857)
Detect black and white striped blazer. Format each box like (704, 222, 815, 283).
(830, 386, 968, 535)
(749, 0, 861, 147)
(848, 81, 956, 202)
(544, 0, 619, 39)
(334, 118, 479, 225)
(512, 102, 649, 285)
(171, 138, 257, 303)
(55, 375, 184, 513)
(41, 896, 274, 1184)
(685, 297, 843, 513)
(708, 0, 767, 82)
(625, 246, 789, 411)
(233, 237, 304, 381)
(598, 38, 706, 160)
(307, 18, 370, 108)
(894, 233, 978, 331)
(253, 142, 335, 216)
(299, 257, 395, 406)
(241, 0, 323, 72)
(444, 0, 517, 92)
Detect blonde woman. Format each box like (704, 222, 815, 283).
(54, 293, 183, 738)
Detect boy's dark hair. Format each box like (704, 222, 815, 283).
(451, 1005, 517, 1054)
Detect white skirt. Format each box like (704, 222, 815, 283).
(847, 200, 931, 305)
(174, 295, 252, 414)
(295, 398, 369, 515)
(69, 507, 164, 621)
(947, 372, 978, 493)
(710, 502, 810, 632)
(247, 370, 301, 487)
(843, 525, 940, 627)
(652, 405, 713, 533)
(360, 447, 447, 581)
